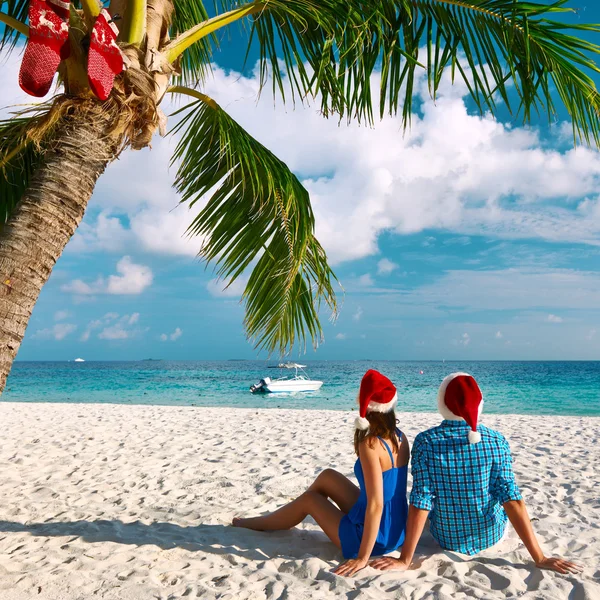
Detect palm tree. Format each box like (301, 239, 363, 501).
(0, 0, 599, 391)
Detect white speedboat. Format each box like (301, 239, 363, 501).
(250, 363, 323, 393)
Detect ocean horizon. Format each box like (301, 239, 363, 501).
(2, 360, 599, 416)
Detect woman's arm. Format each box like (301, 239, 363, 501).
(504, 499, 581, 574)
(333, 440, 383, 576)
(356, 441, 385, 560)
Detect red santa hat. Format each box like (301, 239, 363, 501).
(355, 369, 397, 430)
(437, 372, 483, 444)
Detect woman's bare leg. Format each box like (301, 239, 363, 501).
(232, 469, 358, 547)
(233, 491, 344, 548)
(308, 468, 360, 513)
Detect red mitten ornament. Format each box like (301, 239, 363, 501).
(88, 9, 123, 101)
(19, 0, 70, 97)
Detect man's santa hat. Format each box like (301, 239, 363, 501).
(355, 370, 397, 430)
(438, 372, 483, 444)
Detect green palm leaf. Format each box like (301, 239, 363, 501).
(170, 0, 215, 85)
(168, 1, 600, 145)
(337, 0, 600, 144)
(0, 113, 44, 225)
(181, 0, 386, 116)
(170, 94, 339, 355)
(0, 0, 29, 51)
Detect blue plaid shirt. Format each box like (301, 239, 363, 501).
(410, 420, 522, 555)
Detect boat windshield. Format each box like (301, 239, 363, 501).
(269, 362, 311, 379)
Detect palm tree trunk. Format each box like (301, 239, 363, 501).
(0, 107, 121, 393)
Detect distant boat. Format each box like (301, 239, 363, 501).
(74, 358, 85, 362)
(250, 363, 323, 393)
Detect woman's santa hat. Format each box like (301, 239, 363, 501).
(438, 372, 483, 444)
(355, 370, 397, 430)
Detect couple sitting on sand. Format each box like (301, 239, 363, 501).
(233, 370, 581, 577)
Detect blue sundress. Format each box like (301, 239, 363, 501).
(338, 430, 408, 558)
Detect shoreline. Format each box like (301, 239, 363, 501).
(12, 359, 600, 362)
(0, 403, 598, 599)
(2, 400, 600, 419)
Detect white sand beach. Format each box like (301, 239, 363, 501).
(0, 402, 598, 600)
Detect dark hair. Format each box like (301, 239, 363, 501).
(354, 410, 399, 456)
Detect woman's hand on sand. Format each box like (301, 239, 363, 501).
(333, 558, 369, 577)
(369, 556, 410, 571)
(535, 556, 582, 574)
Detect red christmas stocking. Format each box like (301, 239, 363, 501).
(19, 0, 70, 97)
(88, 9, 124, 101)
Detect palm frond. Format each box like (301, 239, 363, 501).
(0, 113, 45, 225)
(174, 0, 384, 117)
(1, 0, 30, 52)
(170, 94, 339, 355)
(171, 1, 600, 146)
(170, 0, 215, 85)
(338, 0, 600, 144)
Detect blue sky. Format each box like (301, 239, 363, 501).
(2, 3, 600, 361)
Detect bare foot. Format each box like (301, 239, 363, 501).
(231, 516, 264, 530)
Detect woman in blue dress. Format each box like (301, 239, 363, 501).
(233, 369, 409, 577)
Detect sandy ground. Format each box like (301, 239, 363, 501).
(0, 402, 598, 600)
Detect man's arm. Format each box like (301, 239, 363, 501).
(503, 499, 581, 574)
(492, 437, 581, 574)
(370, 504, 429, 570)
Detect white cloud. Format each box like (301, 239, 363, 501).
(456, 332, 470, 347)
(358, 274, 374, 287)
(335, 333, 347, 340)
(81, 319, 103, 342)
(61, 278, 102, 295)
(54, 324, 77, 341)
(128, 312, 140, 325)
(200, 63, 600, 264)
(0, 54, 33, 117)
(99, 325, 130, 340)
(61, 257, 153, 297)
(547, 314, 563, 323)
(69, 211, 129, 253)
(161, 327, 183, 342)
(82, 313, 145, 342)
(403, 268, 600, 311)
(32, 323, 77, 341)
(54, 310, 70, 322)
(377, 258, 399, 275)
(61, 59, 600, 267)
(444, 236, 471, 246)
(207, 277, 248, 298)
(106, 257, 153, 295)
(353, 307, 364, 322)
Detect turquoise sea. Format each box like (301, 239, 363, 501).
(2, 361, 599, 416)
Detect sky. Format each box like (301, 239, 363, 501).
(2, 3, 600, 362)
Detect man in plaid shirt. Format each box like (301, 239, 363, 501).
(372, 373, 580, 575)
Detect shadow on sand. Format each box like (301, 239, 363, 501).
(0, 518, 544, 586)
(0, 518, 343, 562)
